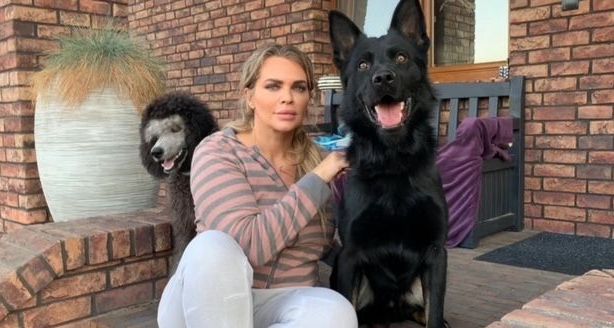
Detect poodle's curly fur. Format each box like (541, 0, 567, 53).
(140, 91, 218, 273)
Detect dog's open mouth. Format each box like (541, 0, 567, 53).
(160, 149, 186, 173)
(365, 96, 411, 130)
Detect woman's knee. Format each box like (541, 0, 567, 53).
(313, 288, 357, 328)
(179, 230, 249, 275)
(287, 287, 358, 328)
(171, 231, 254, 327)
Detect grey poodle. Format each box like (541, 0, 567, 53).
(140, 91, 218, 273)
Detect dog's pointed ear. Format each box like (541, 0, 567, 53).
(389, 0, 430, 50)
(329, 11, 364, 71)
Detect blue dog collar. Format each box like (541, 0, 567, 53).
(314, 133, 352, 151)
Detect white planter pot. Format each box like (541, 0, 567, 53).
(35, 87, 159, 222)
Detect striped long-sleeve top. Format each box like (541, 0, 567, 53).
(191, 128, 334, 288)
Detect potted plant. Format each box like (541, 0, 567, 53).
(31, 27, 165, 222)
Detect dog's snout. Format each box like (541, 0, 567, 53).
(372, 70, 396, 87)
(151, 147, 163, 160)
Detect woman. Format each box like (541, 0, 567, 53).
(157, 44, 357, 328)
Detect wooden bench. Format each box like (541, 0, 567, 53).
(433, 77, 525, 247)
(318, 77, 526, 248)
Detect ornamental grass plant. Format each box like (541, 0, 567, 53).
(32, 27, 165, 111)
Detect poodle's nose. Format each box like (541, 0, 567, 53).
(151, 147, 163, 161)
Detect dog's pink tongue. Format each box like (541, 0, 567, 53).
(375, 102, 404, 128)
(162, 159, 175, 170)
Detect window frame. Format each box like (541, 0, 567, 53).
(331, 0, 509, 83)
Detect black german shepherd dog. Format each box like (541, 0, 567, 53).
(328, 0, 449, 327)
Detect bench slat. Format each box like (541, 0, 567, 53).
(448, 98, 459, 142)
(432, 100, 441, 139)
(509, 77, 524, 119)
(469, 97, 478, 117)
(488, 96, 499, 117)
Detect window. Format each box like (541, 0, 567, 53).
(335, 0, 509, 83)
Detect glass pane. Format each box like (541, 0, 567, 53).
(434, 0, 509, 66)
(363, 1, 400, 37)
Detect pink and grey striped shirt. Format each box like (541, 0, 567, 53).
(191, 128, 334, 288)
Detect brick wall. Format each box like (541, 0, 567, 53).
(509, 0, 613, 237)
(2, 0, 611, 239)
(0, 0, 128, 233)
(128, 0, 336, 126)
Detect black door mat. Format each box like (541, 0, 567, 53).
(475, 232, 614, 275)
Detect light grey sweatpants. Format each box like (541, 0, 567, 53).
(157, 230, 358, 328)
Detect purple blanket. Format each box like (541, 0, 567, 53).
(436, 117, 513, 247)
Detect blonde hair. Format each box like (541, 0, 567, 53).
(226, 44, 329, 229)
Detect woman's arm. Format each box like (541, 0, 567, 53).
(190, 137, 331, 267)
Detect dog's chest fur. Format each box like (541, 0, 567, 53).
(343, 165, 445, 252)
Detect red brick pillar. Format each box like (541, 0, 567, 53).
(0, 1, 128, 233)
(509, 0, 613, 237)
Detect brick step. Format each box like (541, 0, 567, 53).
(59, 302, 159, 328)
(487, 269, 614, 328)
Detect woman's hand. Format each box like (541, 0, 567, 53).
(312, 151, 349, 183)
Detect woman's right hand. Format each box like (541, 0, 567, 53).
(312, 151, 349, 183)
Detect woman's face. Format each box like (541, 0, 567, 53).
(248, 56, 310, 135)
